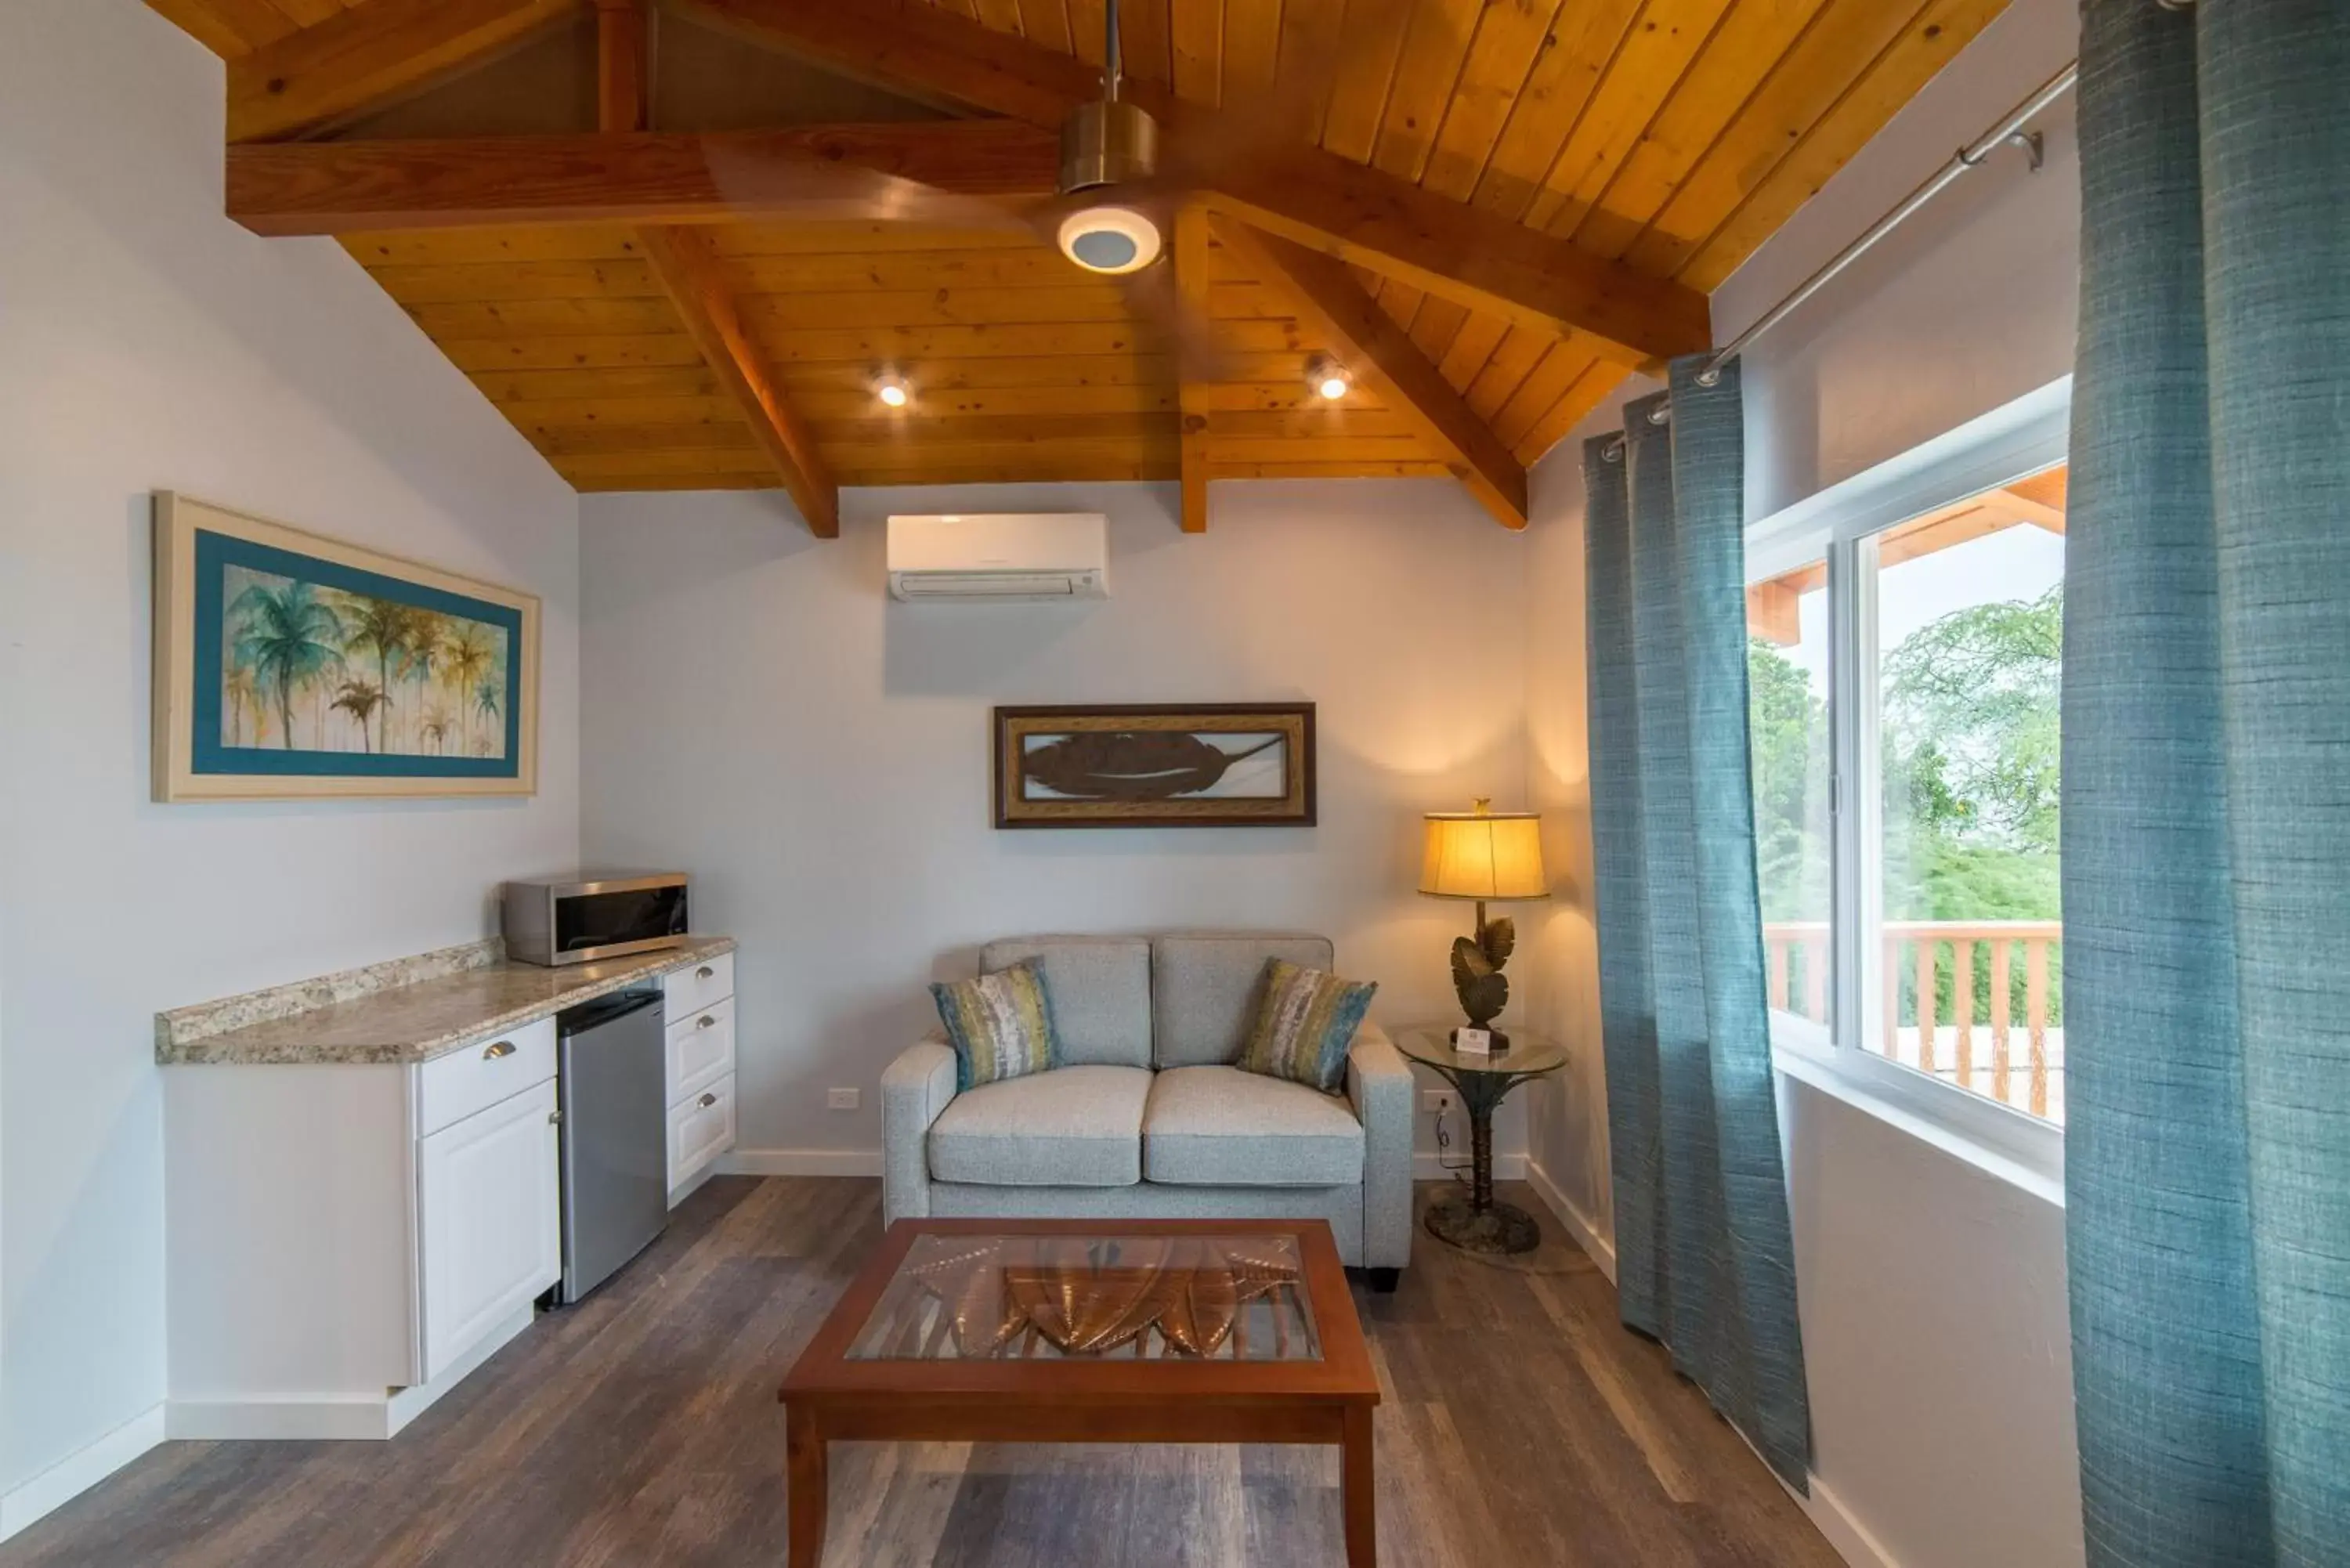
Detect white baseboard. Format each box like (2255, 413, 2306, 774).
(1523, 1158, 1617, 1282)
(0, 1404, 164, 1544)
(732, 1148, 1517, 1185)
(1412, 1151, 1525, 1182)
(720, 1147, 884, 1178)
(168, 1302, 535, 1442)
(1788, 1473, 1901, 1568)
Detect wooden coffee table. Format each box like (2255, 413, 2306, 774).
(777, 1217, 1381, 1566)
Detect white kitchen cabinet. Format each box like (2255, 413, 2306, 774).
(162, 943, 737, 1440)
(664, 968, 738, 1205)
(164, 1028, 562, 1440)
(418, 1078, 562, 1381)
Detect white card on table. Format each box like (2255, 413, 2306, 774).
(1454, 1027, 1492, 1056)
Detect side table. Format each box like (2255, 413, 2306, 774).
(1394, 1026, 1567, 1255)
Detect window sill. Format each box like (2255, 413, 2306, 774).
(1771, 1031, 2065, 1209)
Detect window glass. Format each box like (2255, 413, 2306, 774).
(1868, 465, 2066, 1121)
(1749, 556, 1833, 1030)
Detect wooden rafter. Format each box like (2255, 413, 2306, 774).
(1217, 222, 1528, 530)
(672, 0, 1710, 367)
(593, 0, 651, 135)
(1172, 206, 1214, 535)
(632, 226, 837, 534)
(226, 0, 584, 143)
(225, 122, 1060, 235)
(593, 0, 834, 535)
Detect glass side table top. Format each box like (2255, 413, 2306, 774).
(845, 1231, 1322, 1364)
(1393, 1026, 1567, 1078)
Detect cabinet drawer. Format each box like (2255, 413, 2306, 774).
(662, 952, 733, 1024)
(668, 1071, 736, 1191)
(417, 1017, 556, 1138)
(667, 996, 735, 1104)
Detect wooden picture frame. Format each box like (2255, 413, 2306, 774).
(152, 492, 540, 801)
(992, 704, 1316, 829)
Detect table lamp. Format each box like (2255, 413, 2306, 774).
(1419, 799, 1549, 1050)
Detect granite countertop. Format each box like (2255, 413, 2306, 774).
(157, 936, 736, 1068)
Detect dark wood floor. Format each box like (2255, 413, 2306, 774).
(0, 1178, 1838, 1566)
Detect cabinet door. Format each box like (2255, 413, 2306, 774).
(418, 1078, 560, 1382)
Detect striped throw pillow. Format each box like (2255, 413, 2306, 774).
(931, 957, 1061, 1091)
(1237, 959, 1378, 1093)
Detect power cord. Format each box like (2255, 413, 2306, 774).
(1432, 1101, 1472, 1177)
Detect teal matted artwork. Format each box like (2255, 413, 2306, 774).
(152, 493, 540, 800)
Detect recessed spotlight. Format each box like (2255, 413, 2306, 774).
(1312, 360, 1352, 401)
(1057, 205, 1162, 276)
(875, 374, 911, 409)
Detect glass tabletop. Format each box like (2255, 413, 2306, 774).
(846, 1232, 1323, 1363)
(1394, 1026, 1569, 1077)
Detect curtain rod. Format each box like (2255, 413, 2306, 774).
(1600, 59, 2079, 463)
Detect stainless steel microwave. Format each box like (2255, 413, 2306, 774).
(501, 873, 689, 966)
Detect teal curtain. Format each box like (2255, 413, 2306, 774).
(2064, 1, 2348, 1563)
(1585, 359, 1812, 1489)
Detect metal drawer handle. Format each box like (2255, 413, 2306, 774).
(483, 1040, 517, 1060)
(696, 1014, 716, 1030)
(697, 1092, 718, 1108)
(696, 965, 715, 980)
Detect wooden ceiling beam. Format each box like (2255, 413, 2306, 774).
(226, 0, 584, 143)
(593, 0, 652, 135)
(1172, 207, 1215, 534)
(588, 0, 834, 535)
(1217, 221, 1528, 531)
(225, 122, 1059, 235)
(671, 0, 1710, 366)
(634, 227, 838, 536)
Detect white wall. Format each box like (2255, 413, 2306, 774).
(0, 0, 580, 1516)
(1520, 1, 2085, 1565)
(580, 481, 1534, 1169)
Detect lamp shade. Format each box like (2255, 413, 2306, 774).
(1419, 809, 1549, 901)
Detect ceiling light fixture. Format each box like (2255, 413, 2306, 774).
(1055, 0, 1163, 276)
(1311, 359, 1352, 401)
(1058, 205, 1162, 276)
(875, 374, 911, 409)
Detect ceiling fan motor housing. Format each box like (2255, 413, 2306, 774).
(1060, 97, 1159, 194)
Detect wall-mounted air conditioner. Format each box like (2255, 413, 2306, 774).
(885, 513, 1109, 602)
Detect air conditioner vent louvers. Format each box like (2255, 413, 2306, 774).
(885, 514, 1110, 604)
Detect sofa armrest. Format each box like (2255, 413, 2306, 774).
(881, 1036, 958, 1226)
(1347, 1021, 1414, 1270)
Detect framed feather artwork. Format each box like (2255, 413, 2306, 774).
(151, 492, 540, 801)
(992, 704, 1316, 829)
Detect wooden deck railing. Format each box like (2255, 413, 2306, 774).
(1762, 920, 2064, 1118)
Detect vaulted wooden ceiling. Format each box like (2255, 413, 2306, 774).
(150, 0, 2008, 534)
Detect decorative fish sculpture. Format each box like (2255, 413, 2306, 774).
(1022, 731, 1282, 801)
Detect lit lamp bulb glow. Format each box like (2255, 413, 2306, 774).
(875, 376, 911, 409)
(1057, 205, 1162, 276)
(1313, 362, 1352, 401)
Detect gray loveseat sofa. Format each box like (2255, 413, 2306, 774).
(881, 932, 1414, 1284)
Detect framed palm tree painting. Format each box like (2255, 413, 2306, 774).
(152, 493, 540, 800)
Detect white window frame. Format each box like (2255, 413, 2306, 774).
(1748, 378, 2072, 1191)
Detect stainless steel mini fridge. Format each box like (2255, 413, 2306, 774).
(553, 988, 669, 1304)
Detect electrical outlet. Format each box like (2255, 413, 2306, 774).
(1423, 1089, 1455, 1115)
(827, 1087, 860, 1111)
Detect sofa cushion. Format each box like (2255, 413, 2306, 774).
(1141, 1065, 1365, 1187)
(1151, 933, 1335, 1068)
(981, 936, 1152, 1069)
(928, 1065, 1152, 1187)
(929, 958, 1060, 1091)
(1238, 959, 1378, 1093)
